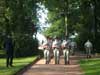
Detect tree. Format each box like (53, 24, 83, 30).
(42, 0, 81, 38)
(41, 0, 100, 52)
(0, 0, 39, 57)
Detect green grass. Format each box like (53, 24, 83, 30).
(0, 56, 37, 75)
(80, 58, 100, 75)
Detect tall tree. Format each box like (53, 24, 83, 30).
(41, 0, 100, 52)
(0, 0, 39, 57)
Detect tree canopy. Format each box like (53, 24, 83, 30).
(0, 0, 39, 57)
(0, 0, 100, 54)
(41, 0, 100, 52)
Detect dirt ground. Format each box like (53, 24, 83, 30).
(21, 55, 85, 75)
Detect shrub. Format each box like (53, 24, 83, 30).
(14, 35, 39, 57)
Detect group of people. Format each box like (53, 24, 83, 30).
(43, 37, 77, 65)
(3, 34, 93, 67)
(43, 37, 93, 65)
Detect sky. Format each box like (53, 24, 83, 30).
(36, 3, 50, 32)
(34, 3, 49, 44)
(35, 32, 47, 45)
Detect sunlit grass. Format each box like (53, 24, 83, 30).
(80, 58, 100, 75)
(0, 56, 37, 75)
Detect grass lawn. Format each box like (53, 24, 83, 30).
(0, 56, 37, 75)
(80, 58, 100, 75)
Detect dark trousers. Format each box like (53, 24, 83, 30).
(6, 51, 13, 67)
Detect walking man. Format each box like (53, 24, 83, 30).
(70, 40, 77, 55)
(4, 34, 14, 67)
(44, 47, 50, 64)
(62, 40, 70, 64)
(53, 47, 60, 64)
(84, 40, 93, 58)
(43, 42, 50, 64)
(52, 37, 60, 64)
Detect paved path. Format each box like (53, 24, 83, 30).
(21, 54, 85, 75)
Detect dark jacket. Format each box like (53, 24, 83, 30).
(4, 37, 14, 55)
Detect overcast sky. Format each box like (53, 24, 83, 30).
(34, 3, 49, 44)
(36, 3, 50, 32)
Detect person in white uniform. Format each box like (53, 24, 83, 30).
(70, 41, 77, 55)
(53, 47, 60, 64)
(84, 40, 93, 58)
(47, 37, 53, 57)
(62, 40, 70, 64)
(52, 38, 60, 64)
(43, 44, 50, 64)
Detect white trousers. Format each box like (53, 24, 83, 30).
(44, 49, 50, 64)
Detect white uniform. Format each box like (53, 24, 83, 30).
(52, 40, 58, 48)
(43, 40, 50, 64)
(52, 39, 61, 64)
(84, 40, 93, 58)
(63, 49, 69, 64)
(61, 40, 67, 48)
(47, 39, 53, 56)
(53, 48, 60, 64)
(62, 40, 70, 64)
(47, 39, 52, 48)
(70, 41, 77, 55)
(44, 49, 50, 64)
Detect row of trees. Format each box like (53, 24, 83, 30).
(40, 0, 100, 52)
(0, 0, 39, 57)
(0, 0, 100, 55)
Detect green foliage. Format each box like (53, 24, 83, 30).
(44, 18, 65, 38)
(42, 0, 100, 52)
(1, 0, 100, 55)
(14, 36, 39, 57)
(42, 0, 82, 38)
(77, 0, 100, 52)
(0, 0, 39, 57)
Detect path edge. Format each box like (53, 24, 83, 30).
(14, 56, 42, 75)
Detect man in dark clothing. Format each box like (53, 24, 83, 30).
(4, 35, 14, 67)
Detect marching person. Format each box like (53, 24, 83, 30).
(84, 40, 93, 58)
(52, 37, 61, 52)
(62, 40, 70, 64)
(52, 37, 60, 64)
(53, 47, 60, 64)
(70, 40, 77, 55)
(47, 37, 53, 57)
(43, 44, 50, 64)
